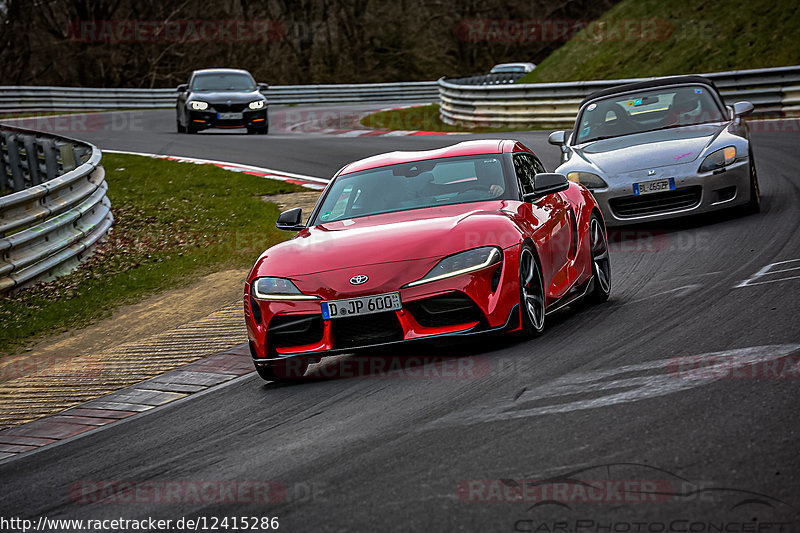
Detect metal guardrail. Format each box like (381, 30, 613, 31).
(0, 125, 112, 292)
(441, 72, 527, 86)
(438, 65, 800, 129)
(0, 82, 440, 113)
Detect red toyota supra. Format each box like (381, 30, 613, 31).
(244, 140, 611, 381)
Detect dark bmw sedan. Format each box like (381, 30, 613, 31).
(176, 68, 269, 134)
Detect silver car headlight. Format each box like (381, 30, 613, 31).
(252, 277, 319, 300)
(699, 146, 736, 172)
(404, 247, 502, 288)
(190, 101, 209, 110)
(567, 172, 608, 190)
(248, 100, 266, 110)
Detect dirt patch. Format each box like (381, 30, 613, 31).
(264, 191, 322, 216)
(0, 269, 248, 383)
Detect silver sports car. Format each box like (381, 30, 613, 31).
(548, 75, 761, 226)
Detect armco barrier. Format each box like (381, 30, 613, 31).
(438, 65, 800, 129)
(0, 124, 112, 292)
(0, 82, 439, 113)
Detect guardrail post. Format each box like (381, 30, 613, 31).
(41, 138, 59, 181)
(5, 134, 26, 192)
(0, 150, 7, 193)
(59, 142, 76, 172)
(23, 136, 42, 186)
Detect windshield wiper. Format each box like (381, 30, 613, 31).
(581, 135, 618, 143)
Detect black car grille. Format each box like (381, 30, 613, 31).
(268, 315, 324, 349)
(211, 103, 247, 113)
(405, 293, 483, 328)
(331, 311, 404, 349)
(609, 186, 702, 218)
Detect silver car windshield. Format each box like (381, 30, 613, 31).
(312, 155, 507, 224)
(574, 85, 727, 144)
(191, 73, 256, 92)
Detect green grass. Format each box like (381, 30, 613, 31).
(0, 153, 303, 355)
(517, 0, 800, 83)
(360, 103, 542, 132)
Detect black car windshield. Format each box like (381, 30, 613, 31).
(574, 85, 727, 144)
(191, 73, 256, 92)
(311, 155, 508, 224)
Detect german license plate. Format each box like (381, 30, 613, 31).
(217, 112, 243, 120)
(321, 292, 401, 319)
(633, 178, 675, 195)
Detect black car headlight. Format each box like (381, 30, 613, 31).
(252, 277, 319, 300)
(249, 100, 266, 110)
(404, 247, 502, 288)
(190, 101, 209, 110)
(567, 172, 608, 190)
(699, 146, 736, 173)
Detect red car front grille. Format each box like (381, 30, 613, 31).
(331, 311, 404, 349)
(405, 293, 483, 328)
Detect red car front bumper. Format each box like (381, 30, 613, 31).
(244, 245, 523, 362)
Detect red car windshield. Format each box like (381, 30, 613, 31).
(312, 155, 507, 224)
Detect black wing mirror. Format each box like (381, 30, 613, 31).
(276, 208, 305, 231)
(177, 84, 187, 93)
(548, 130, 566, 146)
(258, 83, 269, 92)
(523, 173, 569, 202)
(733, 101, 754, 117)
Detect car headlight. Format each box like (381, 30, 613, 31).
(567, 172, 608, 190)
(252, 277, 319, 300)
(190, 101, 209, 110)
(699, 146, 736, 173)
(403, 247, 502, 288)
(248, 100, 266, 110)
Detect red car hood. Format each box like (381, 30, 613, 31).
(252, 201, 518, 278)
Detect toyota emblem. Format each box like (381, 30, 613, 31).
(350, 275, 369, 285)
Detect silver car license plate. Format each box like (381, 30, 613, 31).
(634, 178, 675, 195)
(218, 112, 243, 120)
(321, 292, 401, 319)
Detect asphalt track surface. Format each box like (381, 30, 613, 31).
(1, 108, 799, 531)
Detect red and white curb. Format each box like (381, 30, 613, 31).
(103, 149, 330, 190)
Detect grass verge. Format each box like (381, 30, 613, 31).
(517, 0, 800, 83)
(360, 103, 541, 133)
(0, 153, 303, 355)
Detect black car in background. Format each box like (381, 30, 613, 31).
(176, 68, 269, 134)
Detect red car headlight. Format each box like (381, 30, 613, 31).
(403, 247, 502, 288)
(252, 277, 320, 301)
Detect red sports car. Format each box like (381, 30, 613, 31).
(244, 140, 611, 381)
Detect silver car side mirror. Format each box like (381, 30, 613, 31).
(548, 131, 566, 146)
(733, 101, 754, 117)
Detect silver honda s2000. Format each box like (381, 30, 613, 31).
(549, 75, 761, 227)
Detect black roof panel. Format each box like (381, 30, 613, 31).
(580, 75, 718, 106)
